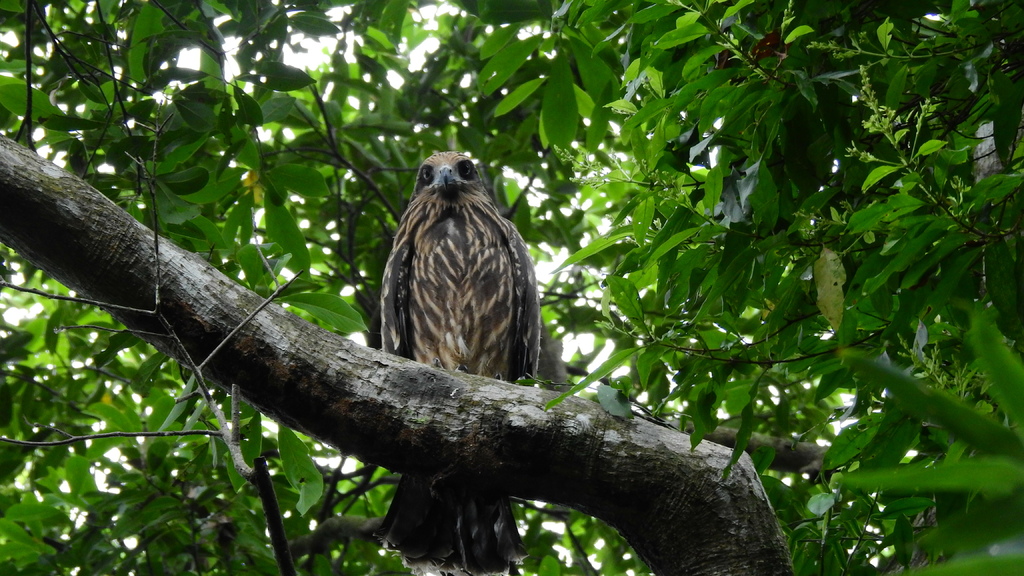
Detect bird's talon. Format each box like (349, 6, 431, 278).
(457, 364, 469, 373)
(432, 358, 442, 368)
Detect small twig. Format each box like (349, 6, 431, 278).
(149, 0, 224, 60)
(20, 0, 35, 150)
(0, 429, 220, 447)
(565, 522, 599, 576)
(250, 209, 282, 289)
(174, 390, 203, 404)
(196, 272, 301, 373)
(227, 384, 252, 477)
(55, 324, 167, 339)
(253, 456, 297, 576)
(231, 383, 242, 447)
(0, 279, 157, 315)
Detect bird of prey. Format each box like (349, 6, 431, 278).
(378, 151, 541, 575)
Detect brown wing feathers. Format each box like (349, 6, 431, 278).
(377, 152, 540, 575)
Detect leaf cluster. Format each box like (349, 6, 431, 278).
(2, 0, 1024, 574)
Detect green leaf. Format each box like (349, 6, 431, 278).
(289, 12, 341, 36)
(267, 165, 329, 198)
(278, 427, 324, 515)
(538, 555, 562, 576)
(631, 4, 678, 24)
(261, 96, 296, 123)
(844, 457, 1024, 495)
(703, 165, 724, 210)
(885, 64, 909, 109)
(546, 347, 639, 409)
(181, 167, 246, 204)
(0, 77, 62, 120)
(130, 353, 166, 395)
(241, 62, 314, 92)
(727, 382, 758, 475)
(644, 228, 698, 267)
(904, 555, 1024, 576)
(606, 275, 645, 328)
(784, 25, 814, 43)
(236, 243, 268, 289)
(174, 98, 217, 132)
(893, 514, 914, 567)
(982, 243, 1024, 341)
(808, 492, 837, 516)
(84, 402, 140, 432)
(823, 413, 882, 469)
(813, 247, 846, 332)
(280, 292, 367, 333)
(596, 384, 632, 418)
(4, 503, 63, 523)
(605, 99, 637, 115)
(233, 86, 264, 126)
(263, 201, 310, 273)
(480, 35, 543, 95)
(128, 3, 164, 82)
(846, 202, 887, 233)
(553, 227, 631, 273)
(540, 53, 578, 148)
(862, 164, 901, 190)
(160, 166, 210, 195)
(915, 139, 946, 157)
(920, 492, 1024, 554)
(630, 193, 655, 240)
(479, 24, 519, 59)
(42, 114, 108, 131)
(494, 77, 546, 117)
(876, 17, 893, 52)
(475, 0, 546, 24)
(844, 353, 1024, 458)
(240, 410, 263, 465)
(875, 497, 935, 519)
(652, 19, 707, 51)
(723, 0, 755, 18)
(968, 316, 1024, 426)
(991, 71, 1024, 161)
(159, 377, 196, 431)
(0, 518, 54, 557)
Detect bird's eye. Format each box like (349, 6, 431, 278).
(420, 165, 434, 183)
(457, 159, 475, 179)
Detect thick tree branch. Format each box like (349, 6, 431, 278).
(0, 135, 793, 576)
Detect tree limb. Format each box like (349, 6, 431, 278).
(0, 134, 793, 576)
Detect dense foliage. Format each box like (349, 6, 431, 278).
(1, 0, 1024, 575)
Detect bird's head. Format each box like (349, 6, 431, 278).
(412, 151, 491, 205)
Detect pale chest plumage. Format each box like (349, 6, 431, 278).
(407, 204, 515, 378)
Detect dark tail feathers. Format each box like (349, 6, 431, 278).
(378, 475, 526, 575)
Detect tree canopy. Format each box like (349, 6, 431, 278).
(1, 1, 1024, 575)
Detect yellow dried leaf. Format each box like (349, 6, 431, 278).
(814, 248, 847, 331)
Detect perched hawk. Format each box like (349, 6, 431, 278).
(378, 151, 541, 575)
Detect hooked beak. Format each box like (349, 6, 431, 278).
(436, 165, 457, 199)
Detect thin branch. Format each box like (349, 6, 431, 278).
(55, 323, 167, 339)
(0, 279, 156, 315)
(0, 428, 220, 447)
(253, 456, 297, 576)
(231, 383, 242, 447)
(148, 0, 224, 60)
(196, 272, 300, 373)
(290, 515, 384, 559)
(20, 0, 35, 150)
(250, 209, 283, 290)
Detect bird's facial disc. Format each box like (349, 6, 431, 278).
(419, 158, 478, 202)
